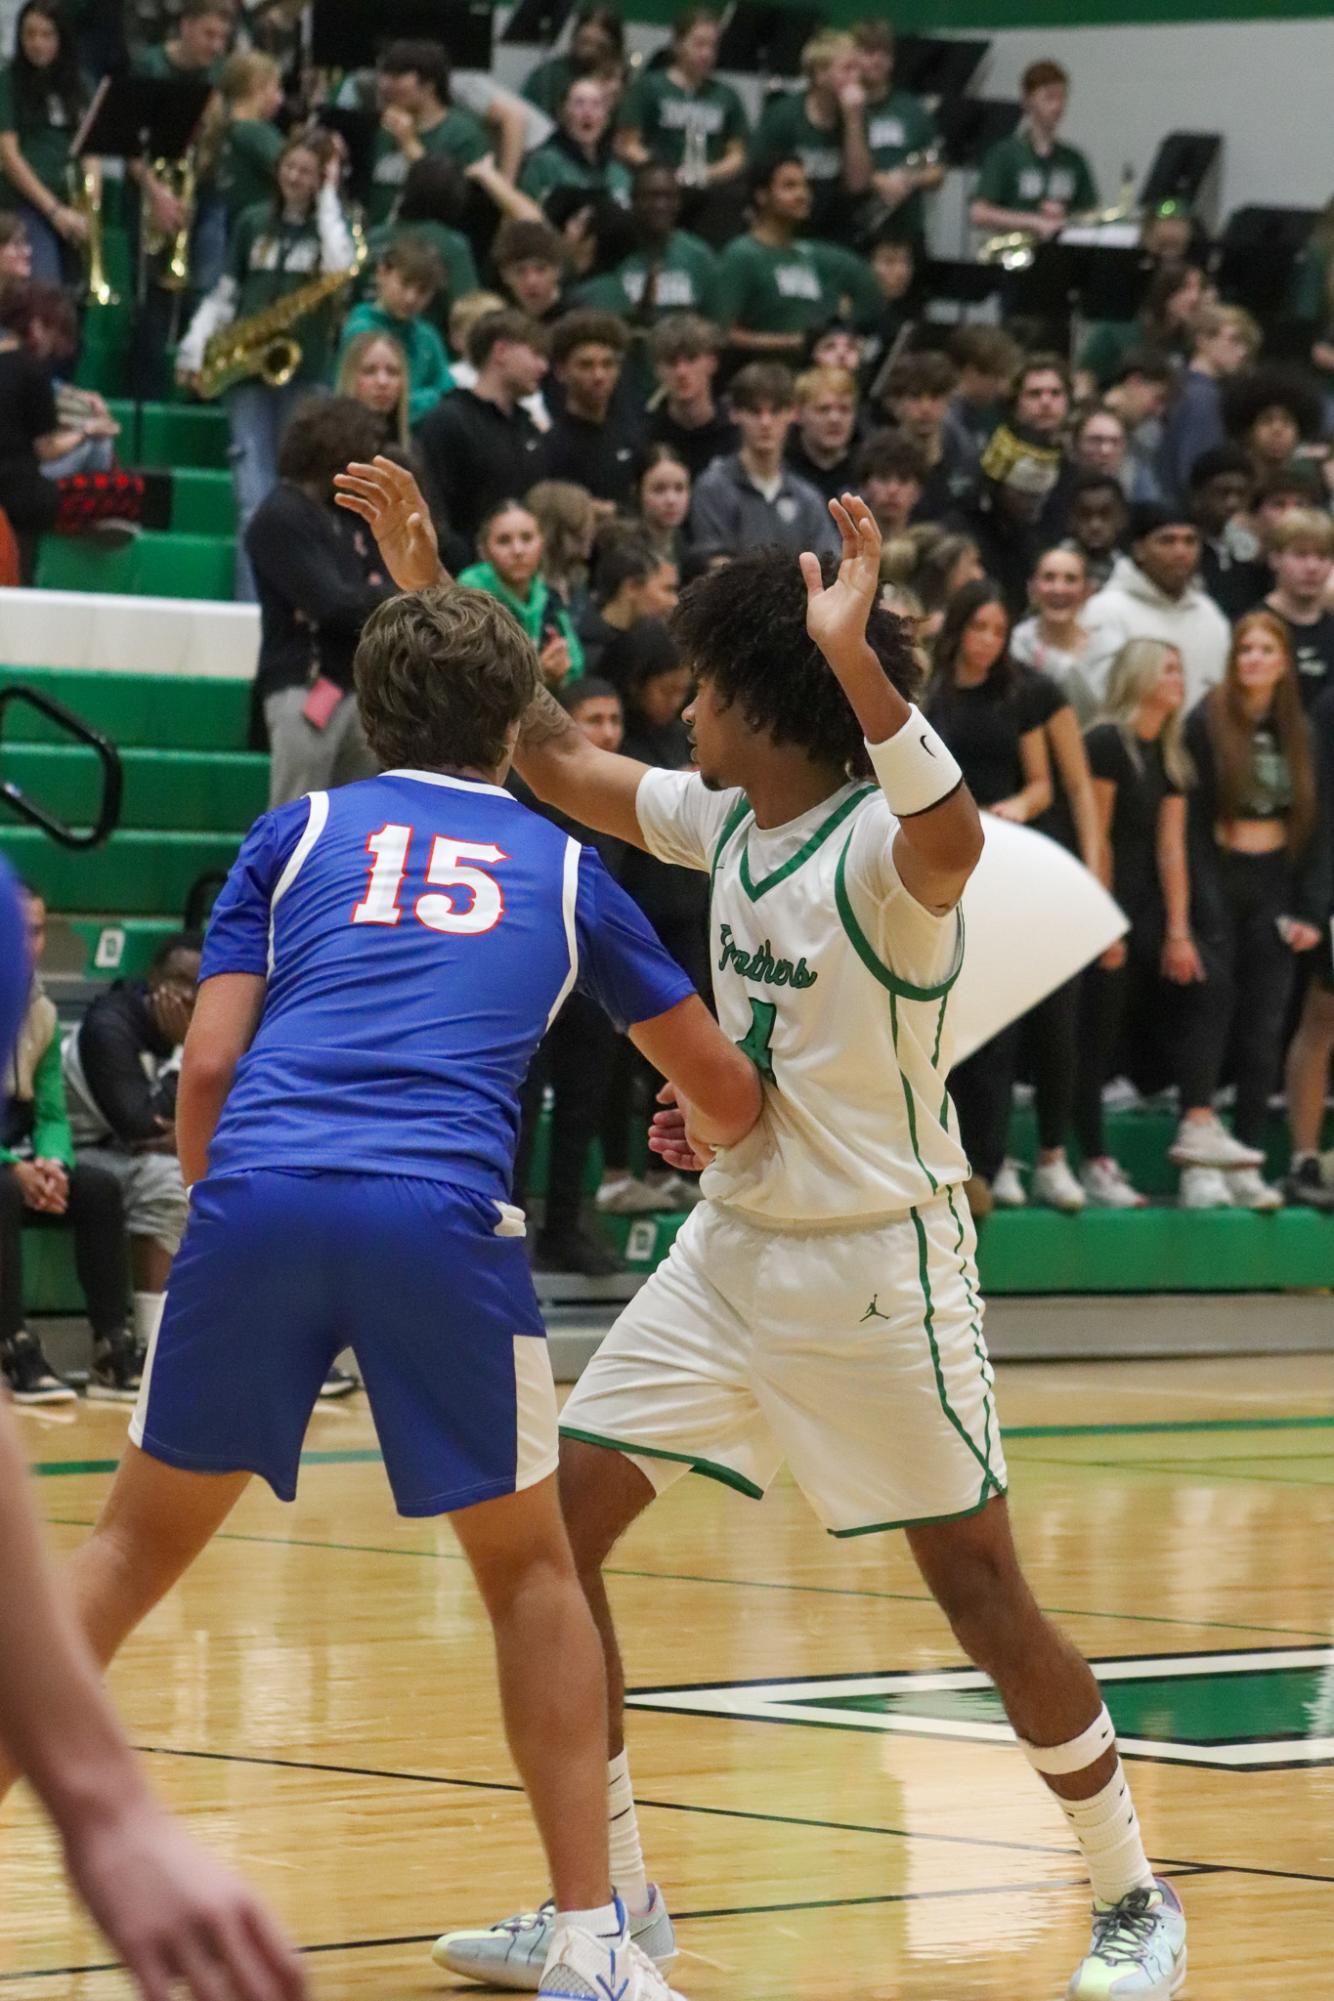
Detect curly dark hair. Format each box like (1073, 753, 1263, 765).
(277, 396, 386, 496)
(669, 546, 920, 775)
(1222, 366, 1324, 446)
(355, 586, 539, 773)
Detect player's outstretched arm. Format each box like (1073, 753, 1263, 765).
(515, 683, 656, 851)
(0, 1403, 306, 2001)
(629, 995, 763, 1150)
(177, 973, 266, 1189)
(333, 457, 453, 593)
(801, 495, 984, 914)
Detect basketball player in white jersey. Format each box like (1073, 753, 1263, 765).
(337, 461, 1189, 2001)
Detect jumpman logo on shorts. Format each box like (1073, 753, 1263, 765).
(860, 1296, 892, 1323)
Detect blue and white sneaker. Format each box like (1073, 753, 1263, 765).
(432, 1887, 675, 1990)
(1067, 1877, 1187, 1998)
(538, 1903, 684, 2001)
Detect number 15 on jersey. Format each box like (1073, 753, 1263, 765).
(351, 823, 509, 936)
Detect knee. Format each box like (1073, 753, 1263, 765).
(925, 1550, 1035, 1673)
(70, 1164, 125, 1224)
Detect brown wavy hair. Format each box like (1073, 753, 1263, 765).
(1204, 610, 1315, 855)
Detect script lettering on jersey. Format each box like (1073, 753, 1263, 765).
(717, 922, 817, 989)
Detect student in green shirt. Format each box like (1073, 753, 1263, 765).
(459, 499, 585, 687)
(369, 38, 489, 230)
(753, 30, 871, 243)
(338, 236, 453, 427)
(0, 1, 90, 287)
(215, 49, 284, 229)
(521, 75, 631, 212)
(616, 8, 748, 189)
(130, 0, 237, 313)
(176, 133, 357, 599)
(522, 6, 626, 119)
(614, 162, 719, 322)
(131, 0, 233, 86)
(714, 155, 882, 358)
(971, 59, 1098, 244)
(850, 20, 943, 243)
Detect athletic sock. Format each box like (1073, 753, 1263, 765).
(607, 1750, 651, 1916)
(1021, 1707, 1154, 1907)
(557, 1900, 623, 1937)
(132, 1290, 164, 1355)
(1051, 1764, 1155, 1906)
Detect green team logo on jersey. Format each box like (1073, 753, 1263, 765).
(718, 923, 818, 990)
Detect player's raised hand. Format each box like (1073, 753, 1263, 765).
(334, 457, 445, 594)
(800, 493, 882, 670)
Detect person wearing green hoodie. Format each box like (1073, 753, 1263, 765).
(458, 498, 585, 686)
(1, 884, 135, 1406)
(337, 235, 454, 427)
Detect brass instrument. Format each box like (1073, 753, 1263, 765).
(978, 176, 1137, 274)
(144, 153, 196, 291)
(68, 159, 117, 307)
(196, 228, 366, 400)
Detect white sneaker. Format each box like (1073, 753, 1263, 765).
(1033, 1156, 1087, 1212)
(1168, 1113, 1264, 1170)
(1100, 1076, 1144, 1111)
(538, 1907, 684, 2001)
(1067, 1876, 1187, 1999)
(595, 1175, 665, 1216)
(992, 1158, 1028, 1207)
(1226, 1165, 1284, 1212)
(434, 1889, 676, 1990)
(1080, 1157, 1147, 1209)
(650, 1172, 702, 1210)
(1178, 1165, 1233, 1209)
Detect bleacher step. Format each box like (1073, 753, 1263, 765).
(0, 826, 243, 916)
(3, 745, 267, 834)
(2, 669, 252, 750)
(35, 531, 237, 602)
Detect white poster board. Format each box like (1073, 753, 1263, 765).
(952, 815, 1127, 1064)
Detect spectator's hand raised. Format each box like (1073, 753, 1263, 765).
(335, 458, 444, 593)
(538, 635, 571, 686)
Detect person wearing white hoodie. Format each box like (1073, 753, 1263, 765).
(1081, 501, 1231, 710)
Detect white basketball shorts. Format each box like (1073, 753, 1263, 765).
(560, 1191, 1007, 1536)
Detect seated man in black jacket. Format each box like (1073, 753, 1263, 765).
(61, 934, 202, 1399)
(245, 397, 398, 807)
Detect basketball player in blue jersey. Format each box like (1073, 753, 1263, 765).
(338, 460, 1189, 2001)
(0, 861, 306, 2001)
(10, 598, 763, 2001)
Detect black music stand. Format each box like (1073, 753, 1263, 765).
(936, 95, 1021, 173)
(71, 73, 213, 459)
(1140, 132, 1221, 213)
(716, 3, 823, 79)
(315, 106, 380, 210)
(893, 35, 989, 103)
(311, 0, 495, 72)
(501, 0, 577, 45)
(920, 257, 1004, 326)
(1013, 242, 1153, 349)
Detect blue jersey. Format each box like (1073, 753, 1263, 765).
(0, 862, 29, 1078)
(200, 769, 694, 1196)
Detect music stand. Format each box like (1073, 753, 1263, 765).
(1140, 132, 1221, 214)
(71, 74, 213, 461)
(920, 257, 1004, 325)
(893, 35, 989, 104)
(1215, 205, 1320, 321)
(1014, 242, 1153, 348)
(311, 0, 494, 73)
(935, 96, 1021, 173)
(716, 3, 823, 79)
(501, 0, 577, 46)
(314, 106, 380, 209)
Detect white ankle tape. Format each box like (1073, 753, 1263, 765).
(1022, 1704, 1116, 1776)
(866, 708, 963, 819)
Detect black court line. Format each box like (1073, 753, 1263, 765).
(0, 1868, 1221, 1985)
(127, 1742, 1334, 1886)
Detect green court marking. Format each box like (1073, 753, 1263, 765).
(32, 1447, 384, 1478)
(41, 1516, 1332, 1645)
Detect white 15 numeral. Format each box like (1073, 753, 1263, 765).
(351, 824, 507, 935)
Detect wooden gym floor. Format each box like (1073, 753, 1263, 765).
(3, 1350, 1333, 2000)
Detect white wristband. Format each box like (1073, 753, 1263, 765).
(866, 708, 963, 819)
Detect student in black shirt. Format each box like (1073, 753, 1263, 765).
(645, 312, 737, 481)
(415, 307, 548, 546)
(1261, 507, 1334, 712)
(1077, 638, 1195, 1206)
(924, 581, 1053, 1203)
(1284, 682, 1334, 1206)
(1187, 444, 1267, 618)
(539, 308, 644, 507)
(245, 397, 395, 805)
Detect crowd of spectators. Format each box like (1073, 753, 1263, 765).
(2, 0, 1334, 1290)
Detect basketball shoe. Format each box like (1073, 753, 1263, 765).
(537, 1902, 684, 2001)
(434, 1887, 675, 1990)
(1067, 1877, 1187, 1998)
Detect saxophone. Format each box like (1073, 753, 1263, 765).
(196, 225, 366, 401)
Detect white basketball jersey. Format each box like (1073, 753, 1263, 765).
(636, 771, 969, 1225)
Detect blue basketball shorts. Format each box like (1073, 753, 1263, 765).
(129, 1169, 557, 1517)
